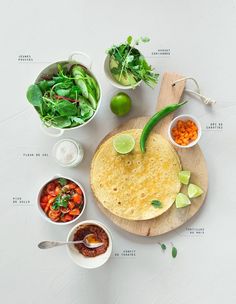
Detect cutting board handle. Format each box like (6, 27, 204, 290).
(154, 72, 186, 136)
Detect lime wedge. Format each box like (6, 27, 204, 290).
(113, 134, 135, 154)
(175, 193, 191, 208)
(188, 183, 203, 198)
(179, 170, 191, 185)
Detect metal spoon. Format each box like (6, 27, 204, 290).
(38, 234, 103, 249)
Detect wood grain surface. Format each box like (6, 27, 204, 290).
(91, 72, 208, 236)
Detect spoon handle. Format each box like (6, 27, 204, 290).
(38, 240, 83, 249)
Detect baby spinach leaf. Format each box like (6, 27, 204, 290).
(53, 76, 65, 83)
(26, 84, 43, 107)
(79, 98, 94, 119)
(151, 200, 162, 208)
(56, 100, 78, 116)
(55, 88, 71, 97)
(37, 80, 55, 93)
(70, 117, 85, 126)
(69, 86, 82, 99)
(52, 116, 71, 128)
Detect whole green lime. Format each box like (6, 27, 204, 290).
(110, 92, 132, 116)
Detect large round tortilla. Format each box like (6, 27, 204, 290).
(91, 129, 181, 220)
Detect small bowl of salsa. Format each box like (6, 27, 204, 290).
(37, 176, 86, 225)
(67, 220, 112, 268)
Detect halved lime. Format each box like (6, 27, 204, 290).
(179, 170, 191, 185)
(113, 134, 135, 154)
(175, 193, 191, 208)
(188, 184, 203, 198)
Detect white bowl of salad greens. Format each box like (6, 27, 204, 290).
(26, 53, 102, 135)
(104, 36, 159, 90)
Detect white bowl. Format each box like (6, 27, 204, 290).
(67, 220, 112, 269)
(37, 176, 86, 225)
(168, 114, 202, 148)
(104, 54, 142, 90)
(34, 52, 102, 137)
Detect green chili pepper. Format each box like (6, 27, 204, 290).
(140, 101, 188, 153)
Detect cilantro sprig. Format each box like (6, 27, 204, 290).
(107, 36, 159, 88)
(151, 200, 162, 208)
(52, 194, 71, 210)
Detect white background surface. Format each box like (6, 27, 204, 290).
(1, 1, 236, 303)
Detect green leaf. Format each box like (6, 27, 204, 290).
(70, 116, 85, 127)
(56, 100, 78, 116)
(52, 194, 71, 210)
(52, 116, 71, 128)
(158, 242, 167, 251)
(53, 76, 66, 83)
(126, 55, 134, 63)
(79, 98, 94, 120)
(26, 84, 43, 107)
(55, 88, 71, 96)
(37, 80, 55, 93)
(58, 178, 67, 187)
(172, 246, 177, 258)
(127, 35, 133, 45)
(151, 200, 162, 208)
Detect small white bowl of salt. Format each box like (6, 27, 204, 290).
(53, 139, 84, 167)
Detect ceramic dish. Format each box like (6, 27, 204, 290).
(67, 220, 112, 269)
(168, 114, 202, 148)
(37, 176, 86, 225)
(104, 54, 142, 90)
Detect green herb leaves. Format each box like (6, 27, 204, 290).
(55, 100, 78, 116)
(26, 64, 100, 129)
(27, 85, 43, 107)
(107, 35, 159, 88)
(58, 178, 67, 187)
(158, 242, 167, 251)
(171, 245, 177, 258)
(151, 200, 162, 208)
(52, 194, 71, 210)
(158, 242, 178, 259)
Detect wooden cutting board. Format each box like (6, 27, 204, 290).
(91, 72, 208, 236)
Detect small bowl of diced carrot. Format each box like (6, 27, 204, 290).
(168, 114, 202, 148)
(37, 176, 86, 225)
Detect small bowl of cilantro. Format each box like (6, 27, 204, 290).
(26, 54, 101, 133)
(104, 36, 159, 89)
